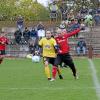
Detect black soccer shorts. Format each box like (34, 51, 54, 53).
(43, 57, 56, 65)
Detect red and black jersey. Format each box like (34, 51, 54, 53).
(55, 28, 80, 54)
(0, 36, 9, 50)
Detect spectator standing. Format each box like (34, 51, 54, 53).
(60, 3, 68, 20)
(16, 15, 24, 31)
(84, 13, 93, 27)
(49, 2, 58, 14)
(37, 22, 45, 39)
(37, 22, 44, 31)
(14, 29, 22, 44)
(29, 28, 38, 54)
(94, 13, 100, 26)
(23, 27, 30, 44)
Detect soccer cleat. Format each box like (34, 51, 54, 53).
(48, 78, 51, 80)
(0, 59, 3, 64)
(59, 75, 63, 79)
(74, 75, 79, 80)
(50, 78, 55, 81)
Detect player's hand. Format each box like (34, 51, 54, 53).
(58, 50, 62, 53)
(1, 42, 5, 44)
(0, 42, 4, 44)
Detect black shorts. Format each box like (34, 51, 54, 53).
(43, 57, 56, 65)
(0, 50, 5, 55)
(54, 53, 74, 67)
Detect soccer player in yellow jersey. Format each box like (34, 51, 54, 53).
(39, 30, 63, 81)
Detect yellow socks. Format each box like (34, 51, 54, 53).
(45, 66, 51, 79)
(57, 67, 62, 75)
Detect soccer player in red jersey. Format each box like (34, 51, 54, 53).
(51, 28, 81, 80)
(0, 32, 9, 64)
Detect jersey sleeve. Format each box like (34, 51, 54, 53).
(39, 38, 43, 46)
(52, 38, 57, 46)
(6, 38, 9, 44)
(65, 28, 80, 38)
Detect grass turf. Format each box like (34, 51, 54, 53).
(0, 58, 98, 100)
(93, 58, 100, 83)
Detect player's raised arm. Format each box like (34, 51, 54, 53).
(63, 28, 81, 38)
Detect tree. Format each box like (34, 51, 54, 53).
(0, 0, 49, 21)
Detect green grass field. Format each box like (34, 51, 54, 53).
(0, 57, 99, 100)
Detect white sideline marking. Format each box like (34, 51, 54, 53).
(88, 59, 100, 100)
(0, 87, 100, 90)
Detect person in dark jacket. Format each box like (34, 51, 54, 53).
(30, 28, 38, 38)
(14, 29, 22, 44)
(23, 27, 30, 44)
(37, 22, 44, 30)
(29, 28, 39, 54)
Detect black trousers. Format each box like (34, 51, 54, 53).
(54, 53, 77, 77)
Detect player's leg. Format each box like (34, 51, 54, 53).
(51, 55, 63, 80)
(0, 50, 5, 64)
(57, 67, 63, 79)
(63, 53, 78, 79)
(48, 58, 57, 80)
(56, 55, 63, 79)
(43, 57, 51, 80)
(0, 57, 3, 64)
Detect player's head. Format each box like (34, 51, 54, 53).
(56, 28, 67, 36)
(45, 30, 52, 39)
(55, 28, 62, 37)
(61, 29, 67, 35)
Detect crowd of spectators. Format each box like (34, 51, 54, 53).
(13, 4, 100, 56)
(14, 21, 45, 54)
(49, 1, 100, 26)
